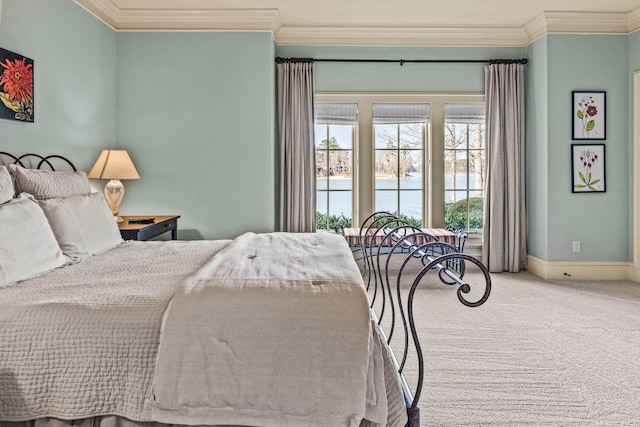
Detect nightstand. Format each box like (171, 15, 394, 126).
(118, 215, 180, 241)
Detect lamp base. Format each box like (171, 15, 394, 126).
(104, 179, 125, 222)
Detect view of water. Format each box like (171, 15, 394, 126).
(317, 172, 482, 220)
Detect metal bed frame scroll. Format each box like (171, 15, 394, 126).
(355, 211, 492, 427)
(0, 152, 77, 171)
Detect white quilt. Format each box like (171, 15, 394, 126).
(0, 234, 407, 427)
(0, 240, 229, 420)
(145, 232, 388, 427)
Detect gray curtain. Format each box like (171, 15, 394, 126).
(277, 60, 316, 232)
(482, 63, 527, 272)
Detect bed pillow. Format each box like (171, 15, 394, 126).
(0, 166, 13, 203)
(9, 163, 91, 199)
(38, 192, 123, 261)
(0, 195, 67, 287)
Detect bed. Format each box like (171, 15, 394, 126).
(0, 153, 491, 427)
(0, 153, 408, 427)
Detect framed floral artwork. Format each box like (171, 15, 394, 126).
(572, 91, 605, 140)
(0, 47, 33, 122)
(571, 144, 605, 193)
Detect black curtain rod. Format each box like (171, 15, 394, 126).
(275, 57, 528, 65)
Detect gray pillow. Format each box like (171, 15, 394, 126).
(38, 192, 123, 261)
(0, 166, 13, 204)
(0, 195, 67, 287)
(9, 163, 91, 199)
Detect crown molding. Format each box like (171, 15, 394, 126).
(73, 1, 640, 46)
(74, 0, 280, 32)
(524, 11, 629, 43)
(115, 9, 280, 32)
(629, 6, 640, 33)
(276, 26, 527, 47)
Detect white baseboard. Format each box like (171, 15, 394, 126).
(526, 255, 635, 281)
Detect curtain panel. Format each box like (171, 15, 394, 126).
(482, 63, 527, 272)
(277, 60, 316, 232)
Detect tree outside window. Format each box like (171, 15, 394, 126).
(315, 124, 353, 230)
(444, 117, 485, 231)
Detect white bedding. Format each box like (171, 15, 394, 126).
(0, 235, 407, 426)
(146, 232, 385, 426)
(0, 240, 230, 420)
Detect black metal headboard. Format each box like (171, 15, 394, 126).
(0, 152, 77, 171)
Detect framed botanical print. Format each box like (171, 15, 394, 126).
(571, 144, 605, 193)
(572, 91, 605, 140)
(0, 47, 34, 122)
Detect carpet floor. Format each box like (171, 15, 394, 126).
(374, 268, 640, 426)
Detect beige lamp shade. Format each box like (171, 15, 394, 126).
(87, 149, 140, 180)
(88, 149, 140, 222)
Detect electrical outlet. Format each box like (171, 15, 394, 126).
(572, 241, 581, 253)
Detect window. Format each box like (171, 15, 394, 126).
(314, 93, 484, 234)
(314, 103, 357, 230)
(444, 102, 485, 231)
(373, 103, 429, 227)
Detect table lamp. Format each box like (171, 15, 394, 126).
(88, 149, 140, 222)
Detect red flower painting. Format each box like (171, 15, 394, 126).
(572, 144, 605, 193)
(573, 91, 605, 140)
(0, 48, 34, 122)
(576, 95, 598, 138)
(575, 150, 600, 191)
(0, 58, 33, 102)
(585, 105, 597, 117)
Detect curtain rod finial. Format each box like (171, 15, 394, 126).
(489, 58, 528, 65)
(275, 56, 314, 64)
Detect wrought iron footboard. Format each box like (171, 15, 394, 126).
(356, 211, 492, 427)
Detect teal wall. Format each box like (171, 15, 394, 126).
(629, 29, 640, 238)
(525, 34, 631, 262)
(630, 30, 640, 71)
(525, 36, 549, 260)
(116, 32, 276, 239)
(629, 30, 640, 124)
(0, 0, 116, 168)
(546, 34, 629, 261)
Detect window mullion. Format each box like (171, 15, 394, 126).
(396, 125, 400, 216)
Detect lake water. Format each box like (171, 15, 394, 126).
(317, 172, 481, 220)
